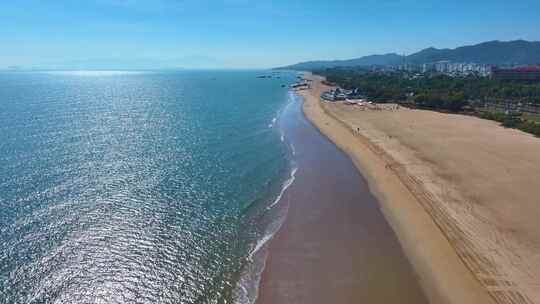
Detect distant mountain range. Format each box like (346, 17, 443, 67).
(278, 40, 540, 70)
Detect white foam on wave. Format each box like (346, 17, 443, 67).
(240, 163, 299, 264)
(234, 165, 298, 304)
(248, 230, 274, 261)
(266, 166, 297, 211)
(233, 246, 269, 304)
(248, 166, 298, 259)
(268, 117, 277, 128)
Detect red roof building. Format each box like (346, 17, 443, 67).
(492, 66, 540, 82)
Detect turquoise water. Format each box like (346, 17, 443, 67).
(0, 70, 297, 303)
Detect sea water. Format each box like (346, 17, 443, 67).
(0, 70, 297, 303)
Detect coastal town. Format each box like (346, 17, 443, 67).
(393, 61, 493, 77)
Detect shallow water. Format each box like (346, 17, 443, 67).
(0, 70, 296, 304)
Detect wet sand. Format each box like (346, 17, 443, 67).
(256, 95, 428, 304)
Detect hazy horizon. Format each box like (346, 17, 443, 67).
(2, 0, 540, 69)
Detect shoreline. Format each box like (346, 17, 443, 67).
(298, 73, 496, 304)
(256, 87, 427, 303)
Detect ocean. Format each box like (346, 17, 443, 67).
(0, 70, 298, 304)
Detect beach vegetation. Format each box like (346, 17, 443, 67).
(479, 111, 540, 137)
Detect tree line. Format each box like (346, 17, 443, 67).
(317, 67, 540, 108)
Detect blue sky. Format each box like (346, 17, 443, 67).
(2, 0, 540, 69)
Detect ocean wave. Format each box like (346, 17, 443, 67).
(233, 164, 297, 304)
(234, 167, 298, 304)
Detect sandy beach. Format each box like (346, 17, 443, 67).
(296, 73, 540, 304)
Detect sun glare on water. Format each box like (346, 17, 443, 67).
(44, 70, 148, 76)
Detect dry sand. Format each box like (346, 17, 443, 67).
(299, 73, 540, 304)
